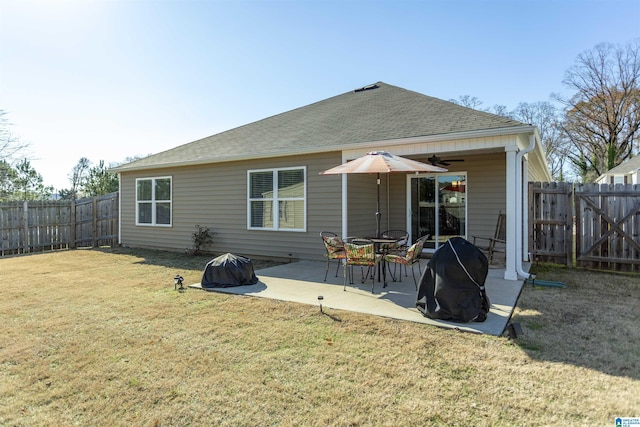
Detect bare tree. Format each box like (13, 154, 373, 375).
(67, 157, 91, 199)
(489, 104, 510, 117)
(511, 101, 569, 180)
(555, 40, 640, 181)
(0, 110, 29, 162)
(449, 95, 510, 117)
(449, 95, 484, 109)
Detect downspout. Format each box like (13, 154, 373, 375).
(515, 133, 536, 279)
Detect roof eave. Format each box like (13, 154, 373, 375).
(111, 125, 537, 174)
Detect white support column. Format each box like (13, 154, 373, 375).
(504, 147, 518, 280)
(341, 173, 348, 239)
(118, 173, 122, 245)
(521, 155, 529, 262)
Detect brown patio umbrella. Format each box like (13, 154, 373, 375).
(320, 151, 447, 237)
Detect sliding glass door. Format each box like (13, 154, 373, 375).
(409, 174, 467, 251)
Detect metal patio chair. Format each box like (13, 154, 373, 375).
(380, 229, 409, 253)
(320, 231, 346, 281)
(380, 229, 409, 275)
(383, 235, 429, 290)
(343, 239, 382, 293)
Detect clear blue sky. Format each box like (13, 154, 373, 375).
(1, 0, 639, 191)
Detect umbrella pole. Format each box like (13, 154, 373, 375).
(376, 173, 381, 238)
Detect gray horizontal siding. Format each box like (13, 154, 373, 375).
(342, 153, 507, 243)
(120, 151, 509, 260)
(464, 153, 507, 240)
(120, 152, 345, 261)
(346, 173, 379, 238)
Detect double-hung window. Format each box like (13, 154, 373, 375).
(136, 177, 172, 226)
(248, 167, 306, 231)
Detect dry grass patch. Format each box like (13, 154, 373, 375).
(0, 248, 638, 426)
(513, 263, 640, 376)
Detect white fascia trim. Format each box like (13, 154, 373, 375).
(342, 125, 538, 157)
(365, 125, 537, 147)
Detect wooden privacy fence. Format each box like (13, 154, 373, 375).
(529, 182, 640, 272)
(0, 192, 119, 256)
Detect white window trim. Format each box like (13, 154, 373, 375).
(135, 176, 173, 227)
(406, 172, 468, 252)
(247, 166, 307, 232)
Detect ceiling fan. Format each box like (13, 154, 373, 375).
(427, 155, 465, 167)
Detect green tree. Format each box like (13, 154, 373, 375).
(83, 160, 118, 196)
(57, 188, 76, 201)
(14, 159, 53, 200)
(555, 40, 640, 181)
(0, 160, 17, 201)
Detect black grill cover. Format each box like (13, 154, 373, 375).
(201, 253, 259, 288)
(416, 237, 490, 322)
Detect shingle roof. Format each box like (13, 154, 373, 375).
(114, 82, 526, 171)
(603, 155, 640, 175)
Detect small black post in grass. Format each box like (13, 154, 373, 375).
(174, 274, 184, 291)
(506, 322, 522, 339)
(318, 295, 324, 313)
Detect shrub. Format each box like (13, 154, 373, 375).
(187, 225, 215, 255)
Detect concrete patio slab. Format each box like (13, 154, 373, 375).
(190, 260, 526, 336)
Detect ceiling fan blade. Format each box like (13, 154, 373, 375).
(427, 155, 440, 165)
(428, 155, 465, 166)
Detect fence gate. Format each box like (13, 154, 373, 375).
(574, 183, 640, 272)
(529, 182, 640, 272)
(528, 182, 574, 266)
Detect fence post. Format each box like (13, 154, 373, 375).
(70, 199, 76, 249)
(92, 196, 98, 247)
(22, 201, 29, 253)
(566, 183, 574, 267)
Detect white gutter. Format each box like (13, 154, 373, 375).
(515, 133, 536, 279)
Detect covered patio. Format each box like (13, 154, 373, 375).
(191, 259, 526, 336)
